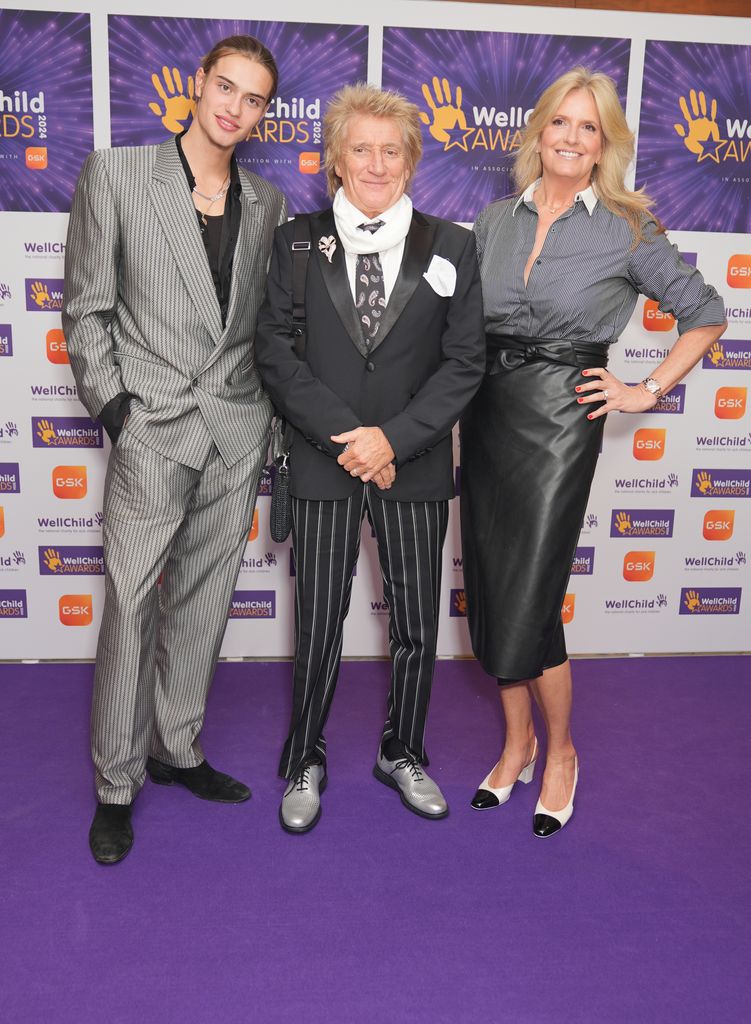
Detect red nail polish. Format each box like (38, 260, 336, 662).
(587, 414, 593, 420)
(575, 387, 581, 393)
(577, 397, 584, 403)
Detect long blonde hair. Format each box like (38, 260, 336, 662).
(514, 67, 662, 243)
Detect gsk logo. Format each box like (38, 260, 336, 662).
(715, 386, 747, 419)
(642, 300, 675, 332)
(52, 466, 87, 499)
(703, 509, 734, 541)
(298, 152, 320, 174)
(46, 329, 69, 364)
(25, 146, 48, 170)
(623, 551, 655, 582)
(248, 508, 259, 542)
(561, 593, 575, 624)
(633, 428, 666, 461)
(727, 255, 751, 288)
(59, 594, 93, 626)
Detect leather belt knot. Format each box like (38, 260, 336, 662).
(485, 334, 609, 375)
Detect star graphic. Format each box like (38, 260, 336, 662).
(696, 136, 727, 164)
(442, 125, 475, 152)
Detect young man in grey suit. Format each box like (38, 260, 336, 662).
(255, 84, 485, 833)
(63, 36, 286, 864)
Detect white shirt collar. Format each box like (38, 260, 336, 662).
(512, 178, 598, 216)
(335, 188, 412, 233)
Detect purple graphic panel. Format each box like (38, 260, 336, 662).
(0, 9, 93, 212)
(636, 41, 751, 233)
(108, 17, 368, 214)
(382, 28, 630, 223)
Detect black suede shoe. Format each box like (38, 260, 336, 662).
(89, 803, 133, 865)
(146, 757, 251, 803)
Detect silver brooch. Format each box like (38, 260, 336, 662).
(318, 236, 336, 263)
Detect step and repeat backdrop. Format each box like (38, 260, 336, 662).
(0, 1, 749, 659)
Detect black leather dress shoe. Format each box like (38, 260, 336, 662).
(89, 803, 133, 865)
(146, 757, 251, 803)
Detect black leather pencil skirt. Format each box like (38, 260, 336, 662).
(460, 335, 608, 683)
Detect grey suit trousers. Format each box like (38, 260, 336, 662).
(92, 427, 264, 804)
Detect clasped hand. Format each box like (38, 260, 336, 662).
(575, 367, 659, 418)
(331, 426, 396, 490)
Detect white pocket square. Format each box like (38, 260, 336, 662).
(422, 254, 457, 297)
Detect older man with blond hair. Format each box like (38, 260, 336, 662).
(256, 83, 485, 833)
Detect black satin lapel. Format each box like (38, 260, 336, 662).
(369, 214, 436, 354)
(314, 210, 369, 359)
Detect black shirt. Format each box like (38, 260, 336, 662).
(175, 129, 242, 328)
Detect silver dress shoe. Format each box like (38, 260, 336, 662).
(373, 750, 448, 819)
(279, 761, 327, 834)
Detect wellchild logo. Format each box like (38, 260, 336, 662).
(32, 417, 103, 448)
(25, 278, 63, 311)
(695, 430, 751, 451)
(30, 383, 77, 401)
(623, 344, 670, 364)
(623, 551, 655, 582)
(633, 428, 666, 460)
(691, 469, 751, 498)
(36, 511, 102, 533)
(450, 588, 467, 617)
(240, 551, 277, 573)
(0, 589, 28, 618)
(228, 590, 276, 619)
(39, 546, 104, 576)
(702, 340, 751, 370)
(0, 324, 12, 357)
(571, 547, 594, 575)
(23, 241, 65, 259)
(59, 594, 93, 626)
(258, 467, 273, 497)
(604, 593, 667, 614)
(148, 66, 195, 134)
(673, 88, 750, 167)
(0, 421, 20, 444)
(627, 383, 685, 414)
(0, 283, 12, 303)
(715, 387, 747, 419)
(680, 587, 741, 615)
(419, 75, 532, 155)
(0, 463, 21, 493)
(683, 550, 745, 571)
(610, 509, 675, 538)
(702, 509, 734, 540)
(613, 473, 678, 494)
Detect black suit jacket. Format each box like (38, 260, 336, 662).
(255, 207, 485, 501)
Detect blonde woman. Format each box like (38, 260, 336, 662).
(460, 67, 726, 837)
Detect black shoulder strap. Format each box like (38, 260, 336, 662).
(291, 215, 311, 358)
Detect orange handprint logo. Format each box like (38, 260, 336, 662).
(43, 548, 63, 572)
(36, 419, 56, 445)
(707, 342, 725, 367)
(148, 66, 196, 134)
(614, 511, 632, 535)
(684, 589, 701, 613)
(674, 90, 725, 162)
(30, 281, 51, 309)
(420, 77, 468, 145)
(454, 589, 467, 615)
(695, 471, 713, 495)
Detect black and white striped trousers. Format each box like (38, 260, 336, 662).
(279, 485, 449, 779)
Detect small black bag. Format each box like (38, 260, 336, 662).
(269, 420, 292, 543)
(268, 215, 311, 543)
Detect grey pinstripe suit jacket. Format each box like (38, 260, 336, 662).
(63, 139, 287, 470)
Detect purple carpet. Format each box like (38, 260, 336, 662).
(2, 655, 748, 1023)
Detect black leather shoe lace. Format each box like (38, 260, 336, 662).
(395, 756, 424, 781)
(294, 765, 312, 792)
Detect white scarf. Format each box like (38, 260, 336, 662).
(332, 188, 413, 254)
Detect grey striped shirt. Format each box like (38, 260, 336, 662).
(474, 188, 725, 344)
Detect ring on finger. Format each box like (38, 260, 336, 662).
(602, 388, 609, 400)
